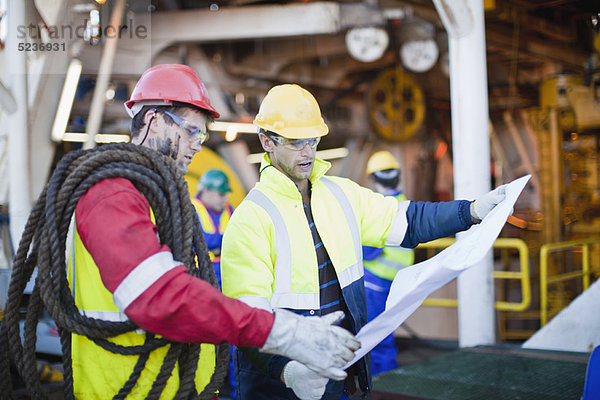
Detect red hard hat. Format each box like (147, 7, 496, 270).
(124, 64, 220, 119)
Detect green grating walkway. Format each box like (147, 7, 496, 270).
(371, 346, 590, 400)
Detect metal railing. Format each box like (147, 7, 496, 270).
(539, 237, 600, 326)
(415, 238, 531, 312)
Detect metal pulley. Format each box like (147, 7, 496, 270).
(367, 67, 425, 141)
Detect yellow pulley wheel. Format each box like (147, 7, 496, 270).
(367, 67, 425, 141)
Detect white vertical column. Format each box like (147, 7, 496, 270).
(6, 0, 31, 249)
(434, 0, 495, 347)
(83, 0, 126, 149)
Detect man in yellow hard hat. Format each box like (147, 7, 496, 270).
(221, 84, 508, 400)
(363, 151, 414, 375)
(56, 66, 360, 398)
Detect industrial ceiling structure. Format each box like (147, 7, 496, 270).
(2, 0, 597, 204)
(60, 0, 599, 153)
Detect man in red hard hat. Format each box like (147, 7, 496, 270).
(68, 64, 360, 398)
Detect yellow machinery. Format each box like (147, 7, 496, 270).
(185, 147, 246, 207)
(491, 69, 600, 335)
(535, 71, 600, 292)
(537, 74, 600, 239)
(367, 67, 425, 142)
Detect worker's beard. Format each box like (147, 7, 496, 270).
(153, 137, 178, 161)
(148, 136, 186, 171)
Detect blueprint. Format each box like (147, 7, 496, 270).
(346, 175, 531, 367)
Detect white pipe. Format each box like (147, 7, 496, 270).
(83, 0, 126, 149)
(6, 0, 31, 250)
(435, 0, 495, 347)
(0, 80, 16, 113)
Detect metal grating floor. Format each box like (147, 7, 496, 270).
(371, 346, 590, 400)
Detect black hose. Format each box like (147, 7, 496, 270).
(0, 143, 229, 399)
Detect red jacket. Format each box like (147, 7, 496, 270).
(75, 177, 273, 346)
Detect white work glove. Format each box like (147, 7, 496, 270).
(260, 309, 360, 381)
(471, 184, 508, 223)
(283, 361, 329, 400)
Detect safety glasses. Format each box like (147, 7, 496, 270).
(162, 110, 209, 144)
(267, 133, 320, 151)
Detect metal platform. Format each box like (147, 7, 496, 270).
(371, 345, 590, 400)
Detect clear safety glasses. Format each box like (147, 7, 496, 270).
(267, 133, 321, 151)
(162, 110, 209, 144)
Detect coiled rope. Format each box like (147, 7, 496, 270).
(0, 143, 229, 399)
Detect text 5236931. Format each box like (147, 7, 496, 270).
(18, 42, 66, 52)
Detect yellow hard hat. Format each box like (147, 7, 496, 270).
(254, 84, 329, 139)
(366, 151, 400, 175)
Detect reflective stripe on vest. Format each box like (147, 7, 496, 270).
(81, 310, 129, 322)
(364, 192, 414, 281)
(364, 280, 387, 293)
(363, 247, 414, 281)
(245, 189, 302, 308)
(321, 177, 364, 289)
(113, 251, 181, 310)
(237, 295, 273, 312)
(246, 177, 363, 310)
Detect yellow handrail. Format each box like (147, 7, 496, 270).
(416, 238, 531, 312)
(539, 237, 600, 326)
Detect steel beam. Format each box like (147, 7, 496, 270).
(148, 2, 385, 54)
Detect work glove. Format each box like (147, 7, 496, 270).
(260, 309, 360, 381)
(471, 184, 508, 223)
(283, 361, 329, 400)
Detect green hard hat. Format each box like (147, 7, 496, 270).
(197, 169, 231, 193)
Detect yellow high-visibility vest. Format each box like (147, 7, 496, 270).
(221, 154, 408, 312)
(192, 198, 232, 235)
(67, 208, 215, 399)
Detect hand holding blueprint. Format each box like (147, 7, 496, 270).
(346, 175, 531, 367)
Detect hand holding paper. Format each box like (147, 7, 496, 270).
(345, 175, 531, 367)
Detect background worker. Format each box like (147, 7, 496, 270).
(221, 84, 508, 400)
(65, 65, 360, 398)
(363, 151, 414, 375)
(193, 169, 234, 288)
(192, 168, 237, 399)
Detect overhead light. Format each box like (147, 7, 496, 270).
(51, 59, 82, 142)
(225, 125, 238, 142)
(72, 3, 97, 13)
(246, 147, 349, 164)
(62, 132, 130, 143)
(235, 92, 245, 105)
(314, 147, 349, 160)
(208, 121, 256, 134)
(105, 86, 116, 101)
